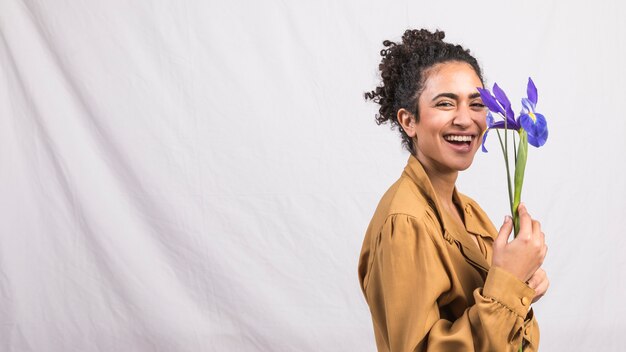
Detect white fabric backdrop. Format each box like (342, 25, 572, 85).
(1, 0, 625, 351)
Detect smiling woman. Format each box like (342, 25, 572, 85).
(406, 62, 487, 173)
(358, 29, 549, 351)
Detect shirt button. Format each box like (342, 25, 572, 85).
(525, 326, 531, 335)
(521, 297, 530, 306)
(464, 205, 472, 216)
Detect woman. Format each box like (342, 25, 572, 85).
(358, 29, 549, 351)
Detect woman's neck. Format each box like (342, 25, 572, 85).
(428, 171, 458, 211)
(416, 154, 458, 209)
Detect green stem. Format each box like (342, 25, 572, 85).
(503, 116, 513, 220)
(513, 131, 517, 164)
(495, 130, 514, 216)
(512, 130, 528, 237)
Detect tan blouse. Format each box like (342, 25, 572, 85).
(358, 155, 539, 351)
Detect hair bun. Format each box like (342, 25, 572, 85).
(402, 29, 445, 47)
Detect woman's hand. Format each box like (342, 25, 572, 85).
(527, 268, 549, 303)
(492, 203, 547, 283)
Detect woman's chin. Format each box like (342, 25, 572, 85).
(452, 156, 476, 171)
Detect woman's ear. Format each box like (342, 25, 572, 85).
(397, 108, 416, 137)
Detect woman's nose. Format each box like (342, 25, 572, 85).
(452, 106, 472, 127)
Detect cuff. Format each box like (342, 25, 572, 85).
(523, 308, 539, 347)
(483, 266, 536, 318)
(524, 307, 535, 322)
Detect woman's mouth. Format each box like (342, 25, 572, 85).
(443, 134, 475, 152)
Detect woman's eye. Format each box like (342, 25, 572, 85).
(471, 102, 486, 109)
(436, 101, 454, 107)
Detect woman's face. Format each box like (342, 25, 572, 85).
(413, 61, 487, 174)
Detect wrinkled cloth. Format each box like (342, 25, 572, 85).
(358, 155, 539, 351)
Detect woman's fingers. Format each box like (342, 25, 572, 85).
(495, 216, 513, 248)
(494, 205, 549, 284)
(532, 219, 541, 236)
(527, 275, 539, 290)
(518, 203, 533, 238)
(531, 220, 545, 250)
(527, 268, 544, 289)
(529, 269, 550, 303)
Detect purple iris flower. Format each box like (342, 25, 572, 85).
(478, 78, 548, 152)
(518, 78, 548, 148)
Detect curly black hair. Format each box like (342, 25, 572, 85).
(365, 29, 484, 154)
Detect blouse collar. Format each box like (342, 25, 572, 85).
(402, 154, 492, 272)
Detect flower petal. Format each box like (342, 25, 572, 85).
(493, 115, 521, 131)
(492, 83, 511, 108)
(519, 112, 548, 147)
(527, 77, 538, 106)
(481, 128, 491, 152)
(477, 87, 505, 115)
(488, 119, 520, 131)
(493, 83, 515, 118)
(528, 127, 548, 148)
(506, 117, 521, 130)
(486, 111, 495, 127)
(490, 120, 507, 129)
(520, 97, 535, 115)
(481, 118, 524, 152)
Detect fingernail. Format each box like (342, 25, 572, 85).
(504, 216, 512, 223)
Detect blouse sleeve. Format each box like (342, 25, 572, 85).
(361, 213, 539, 352)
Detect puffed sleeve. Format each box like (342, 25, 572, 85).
(361, 213, 538, 352)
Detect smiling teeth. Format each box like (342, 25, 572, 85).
(445, 135, 473, 142)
